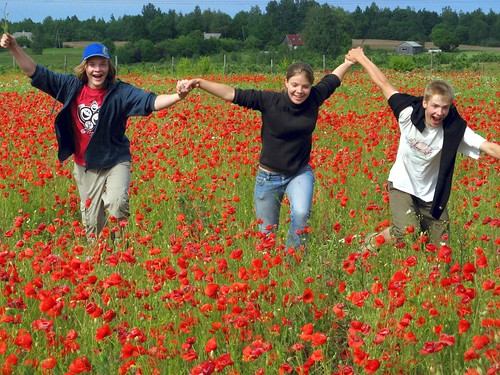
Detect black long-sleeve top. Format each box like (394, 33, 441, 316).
(232, 74, 342, 175)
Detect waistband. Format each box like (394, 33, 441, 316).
(258, 164, 280, 173)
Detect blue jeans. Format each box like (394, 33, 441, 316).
(254, 165, 315, 249)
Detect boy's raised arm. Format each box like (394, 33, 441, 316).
(346, 47, 397, 100)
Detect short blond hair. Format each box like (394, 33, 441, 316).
(424, 80, 454, 102)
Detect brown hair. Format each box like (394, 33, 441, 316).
(286, 62, 314, 84)
(424, 80, 454, 102)
(74, 58, 117, 87)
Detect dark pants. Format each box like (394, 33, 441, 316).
(388, 182, 450, 246)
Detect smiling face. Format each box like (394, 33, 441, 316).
(422, 94, 452, 128)
(85, 57, 110, 89)
(285, 73, 312, 105)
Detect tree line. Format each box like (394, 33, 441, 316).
(4, 1, 499, 64)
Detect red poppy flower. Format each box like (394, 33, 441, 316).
(481, 279, 495, 291)
(96, 324, 112, 342)
(472, 335, 490, 350)
(68, 356, 92, 373)
(205, 337, 217, 353)
(311, 332, 327, 347)
(204, 283, 219, 299)
(310, 349, 323, 361)
(14, 329, 32, 351)
(214, 353, 233, 371)
(464, 347, 480, 361)
(439, 333, 455, 347)
(32, 318, 53, 331)
(84, 198, 92, 208)
(420, 341, 443, 354)
(458, 319, 471, 334)
(41, 356, 56, 370)
(302, 288, 314, 303)
(364, 359, 380, 374)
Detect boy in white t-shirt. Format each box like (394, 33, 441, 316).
(346, 47, 500, 250)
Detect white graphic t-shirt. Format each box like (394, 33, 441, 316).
(389, 106, 485, 202)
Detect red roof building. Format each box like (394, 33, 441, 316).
(283, 34, 304, 49)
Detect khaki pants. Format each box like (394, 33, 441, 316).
(388, 182, 450, 246)
(73, 161, 131, 238)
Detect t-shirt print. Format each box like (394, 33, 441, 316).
(71, 85, 107, 166)
(406, 137, 437, 157)
(77, 99, 100, 136)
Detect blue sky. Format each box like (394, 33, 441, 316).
(5, 0, 498, 23)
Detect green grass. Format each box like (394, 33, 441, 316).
(0, 46, 83, 71)
(0, 68, 498, 374)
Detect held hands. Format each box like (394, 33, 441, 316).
(345, 46, 365, 64)
(176, 79, 201, 97)
(176, 79, 191, 99)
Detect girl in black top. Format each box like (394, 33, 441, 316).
(181, 59, 354, 252)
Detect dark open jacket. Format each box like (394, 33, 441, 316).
(30, 64, 157, 169)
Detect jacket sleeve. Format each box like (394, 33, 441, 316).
(119, 82, 157, 116)
(388, 93, 420, 119)
(30, 64, 78, 103)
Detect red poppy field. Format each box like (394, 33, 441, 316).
(0, 68, 498, 374)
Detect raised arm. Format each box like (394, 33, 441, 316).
(346, 47, 397, 100)
(1, 34, 36, 76)
(331, 58, 355, 81)
(182, 78, 235, 102)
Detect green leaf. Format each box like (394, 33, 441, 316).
(2, 4, 8, 34)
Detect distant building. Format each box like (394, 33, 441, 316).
(282, 34, 304, 50)
(396, 41, 423, 55)
(13, 31, 34, 41)
(203, 33, 222, 40)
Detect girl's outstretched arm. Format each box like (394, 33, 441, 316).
(331, 58, 355, 81)
(183, 78, 235, 102)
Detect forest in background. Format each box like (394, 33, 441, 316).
(2, 1, 499, 65)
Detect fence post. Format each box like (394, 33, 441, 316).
(271, 59, 273, 74)
(224, 54, 227, 75)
